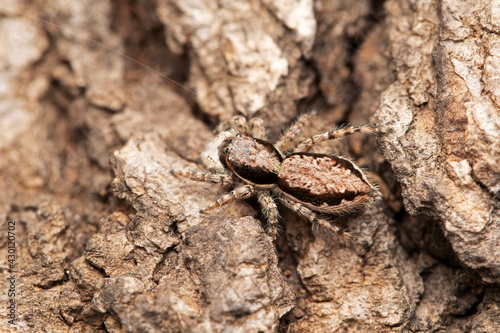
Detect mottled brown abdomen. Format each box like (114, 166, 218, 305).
(277, 153, 376, 214)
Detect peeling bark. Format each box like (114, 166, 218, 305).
(0, 0, 499, 332)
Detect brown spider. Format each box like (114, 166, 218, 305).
(172, 114, 383, 239)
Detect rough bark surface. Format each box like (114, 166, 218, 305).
(0, 0, 498, 332)
(375, 0, 500, 286)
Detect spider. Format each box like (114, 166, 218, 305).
(172, 114, 383, 239)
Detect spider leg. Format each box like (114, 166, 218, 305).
(248, 117, 266, 140)
(220, 116, 267, 138)
(294, 124, 381, 153)
(202, 184, 255, 212)
(256, 191, 280, 240)
(279, 195, 352, 240)
(172, 170, 233, 187)
(224, 116, 250, 135)
(275, 112, 314, 153)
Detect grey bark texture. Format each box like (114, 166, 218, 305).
(0, 0, 498, 332)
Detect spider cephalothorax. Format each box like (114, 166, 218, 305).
(173, 114, 383, 239)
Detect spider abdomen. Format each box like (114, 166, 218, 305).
(277, 153, 377, 214)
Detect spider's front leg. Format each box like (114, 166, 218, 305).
(294, 125, 382, 153)
(275, 112, 314, 153)
(172, 170, 234, 187)
(248, 117, 266, 140)
(202, 184, 255, 212)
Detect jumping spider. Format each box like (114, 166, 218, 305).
(173, 114, 383, 240)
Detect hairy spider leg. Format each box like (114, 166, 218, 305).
(202, 184, 255, 212)
(248, 117, 266, 140)
(172, 170, 234, 186)
(275, 112, 314, 153)
(294, 125, 381, 153)
(278, 195, 353, 240)
(256, 191, 281, 239)
(224, 116, 251, 136)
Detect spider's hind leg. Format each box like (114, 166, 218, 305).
(279, 195, 352, 240)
